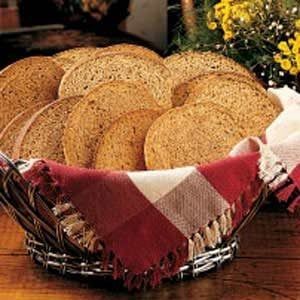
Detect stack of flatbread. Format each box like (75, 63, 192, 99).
(0, 44, 281, 170)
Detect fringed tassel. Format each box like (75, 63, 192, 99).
(258, 143, 288, 188)
(188, 239, 195, 261)
(23, 160, 65, 204)
(123, 244, 188, 291)
(188, 208, 233, 260)
(211, 220, 221, 245)
(273, 176, 300, 212)
(193, 233, 205, 257)
(218, 213, 228, 236)
(232, 196, 243, 228)
(258, 143, 300, 212)
(288, 195, 300, 213)
(203, 226, 215, 248)
(53, 203, 73, 216)
(225, 209, 232, 230)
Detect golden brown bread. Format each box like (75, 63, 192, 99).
(53, 47, 100, 72)
(95, 109, 162, 171)
(164, 51, 255, 107)
(184, 72, 281, 137)
(58, 52, 172, 108)
(144, 102, 246, 170)
(0, 103, 45, 157)
(63, 81, 160, 168)
(0, 56, 64, 132)
(54, 44, 163, 72)
(13, 96, 81, 162)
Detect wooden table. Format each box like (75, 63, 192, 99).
(0, 206, 299, 300)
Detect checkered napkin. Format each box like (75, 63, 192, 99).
(22, 87, 300, 290)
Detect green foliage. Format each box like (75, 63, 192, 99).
(171, 0, 300, 91)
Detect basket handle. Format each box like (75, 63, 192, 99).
(180, 0, 198, 37)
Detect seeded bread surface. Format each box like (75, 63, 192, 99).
(164, 51, 255, 107)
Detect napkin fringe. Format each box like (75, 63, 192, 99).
(273, 176, 300, 212)
(257, 144, 300, 212)
(188, 209, 233, 260)
(53, 196, 236, 289)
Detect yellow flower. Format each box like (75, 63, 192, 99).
(278, 41, 292, 56)
(296, 55, 300, 69)
(280, 59, 292, 71)
(207, 21, 218, 30)
(207, 0, 266, 41)
(292, 43, 299, 55)
(288, 38, 295, 46)
(296, 19, 300, 30)
(290, 67, 299, 76)
(224, 30, 234, 40)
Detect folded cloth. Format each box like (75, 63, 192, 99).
(23, 152, 261, 289)
(21, 87, 300, 290)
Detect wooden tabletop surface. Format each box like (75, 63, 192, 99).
(0, 205, 299, 300)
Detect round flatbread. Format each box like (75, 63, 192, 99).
(13, 96, 81, 162)
(95, 109, 162, 171)
(164, 51, 254, 107)
(63, 81, 160, 168)
(58, 52, 172, 108)
(99, 43, 163, 63)
(53, 47, 100, 72)
(0, 56, 64, 132)
(0, 103, 45, 157)
(185, 72, 281, 137)
(144, 102, 246, 170)
(54, 44, 163, 72)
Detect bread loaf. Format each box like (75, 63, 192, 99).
(0, 103, 45, 157)
(98, 43, 163, 63)
(53, 47, 100, 72)
(54, 44, 163, 72)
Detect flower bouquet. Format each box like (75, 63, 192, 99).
(172, 0, 300, 91)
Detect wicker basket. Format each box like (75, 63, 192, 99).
(0, 151, 266, 286)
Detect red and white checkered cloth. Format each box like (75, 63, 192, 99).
(22, 87, 300, 290)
